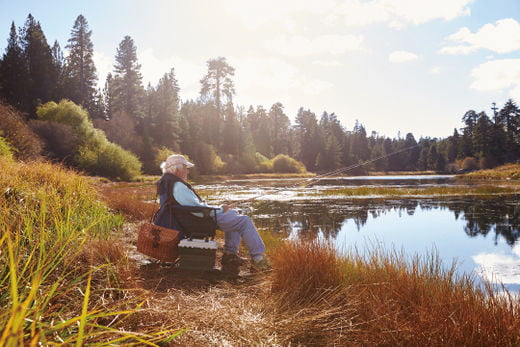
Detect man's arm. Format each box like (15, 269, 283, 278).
(173, 182, 224, 213)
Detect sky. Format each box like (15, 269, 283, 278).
(1, 0, 520, 139)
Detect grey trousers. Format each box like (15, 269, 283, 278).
(216, 209, 266, 257)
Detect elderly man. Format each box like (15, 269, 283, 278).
(155, 154, 270, 273)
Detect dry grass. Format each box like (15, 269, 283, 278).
(268, 239, 520, 345)
(462, 163, 520, 180)
(312, 184, 520, 198)
(96, 182, 158, 220)
(0, 158, 179, 345)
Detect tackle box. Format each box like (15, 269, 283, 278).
(178, 238, 218, 270)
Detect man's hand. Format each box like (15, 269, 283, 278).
(221, 204, 234, 213)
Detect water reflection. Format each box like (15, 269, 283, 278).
(251, 196, 520, 247)
(196, 176, 520, 290)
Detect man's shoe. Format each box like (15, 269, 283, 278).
(251, 257, 272, 272)
(221, 253, 247, 266)
(221, 253, 245, 277)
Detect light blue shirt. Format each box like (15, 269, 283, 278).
(172, 182, 223, 214)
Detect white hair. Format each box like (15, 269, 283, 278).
(160, 161, 184, 175)
(160, 154, 194, 175)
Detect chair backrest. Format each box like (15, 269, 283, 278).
(170, 205, 218, 239)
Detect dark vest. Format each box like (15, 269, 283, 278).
(154, 173, 216, 238)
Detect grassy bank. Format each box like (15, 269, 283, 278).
(4, 160, 520, 345)
(461, 163, 520, 180)
(304, 184, 520, 198)
(269, 239, 520, 345)
(0, 158, 178, 345)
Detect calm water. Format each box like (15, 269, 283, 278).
(198, 176, 520, 292)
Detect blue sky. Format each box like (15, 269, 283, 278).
(1, 0, 519, 138)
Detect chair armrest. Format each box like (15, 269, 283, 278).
(170, 205, 218, 218)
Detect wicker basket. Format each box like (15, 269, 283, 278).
(137, 222, 180, 262)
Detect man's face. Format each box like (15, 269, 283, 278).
(177, 164, 190, 180)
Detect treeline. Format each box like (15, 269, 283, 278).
(0, 14, 519, 179)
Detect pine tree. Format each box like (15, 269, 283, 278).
(247, 105, 272, 157)
(0, 21, 29, 110)
(498, 99, 520, 160)
(200, 57, 235, 150)
(51, 40, 65, 101)
(111, 36, 144, 118)
(149, 68, 181, 150)
(472, 112, 492, 158)
(64, 15, 97, 112)
(222, 103, 240, 156)
(268, 102, 291, 155)
(295, 107, 320, 170)
(200, 57, 235, 117)
(19, 14, 57, 114)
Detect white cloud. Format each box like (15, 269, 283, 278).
(438, 45, 478, 55)
(265, 34, 365, 56)
(93, 51, 113, 88)
(440, 18, 520, 55)
(388, 50, 419, 63)
(473, 249, 520, 285)
(312, 60, 343, 67)
(224, 0, 473, 30)
(379, 0, 472, 26)
(430, 66, 441, 74)
(470, 59, 520, 100)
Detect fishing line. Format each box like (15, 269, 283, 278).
(237, 143, 420, 205)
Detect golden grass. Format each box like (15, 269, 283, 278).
(309, 184, 520, 197)
(462, 163, 520, 180)
(0, 158, 179, 345)
(96, 182, 157, 220)
(269, 239, 520, 345)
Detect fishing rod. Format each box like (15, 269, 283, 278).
(237, 143, 420, 204)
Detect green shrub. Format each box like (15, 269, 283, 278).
(36, 100, 142, 180)
(0, 136, 14, 161)
(154, 146, 176, 172)
(255, 152, 272, 173)
(0, 102, 42, 159)
(193, 142, 224, 175)
(76, 142, 142, 181)
(272, 154, 307, 173)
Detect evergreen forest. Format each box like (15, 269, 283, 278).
(1, 14, 519, 179)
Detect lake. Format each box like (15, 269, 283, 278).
(197, 175, 520, 292)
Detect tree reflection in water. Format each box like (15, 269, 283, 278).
(251, 195, 520, 246)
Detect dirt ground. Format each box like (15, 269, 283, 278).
(120, 222, 282, 346)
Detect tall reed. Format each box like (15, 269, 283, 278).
(270, 238, 520, 345)
(0, 158, 179, 344)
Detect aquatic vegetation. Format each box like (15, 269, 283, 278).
(462, 163, 520, 180)
(304, 185, 520, 198)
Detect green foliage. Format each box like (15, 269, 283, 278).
(37, 100, 142, 180)
(0, 136, 14, 160)
(186, 142, 224, 175)
(0, 22, 29, 111)
(64, 15, 97, 111)
(77, 141, 142, 181)
(272, 154, 307, 173)
(19, 14, 60, 114)
(255, 152, 272, 172)
(154, 146, 176, 170)
(0, 159, 179, 345)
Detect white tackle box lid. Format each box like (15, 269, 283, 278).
(179, 238, 218, 250)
